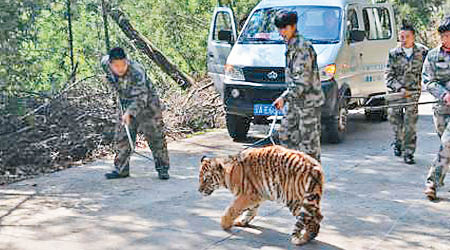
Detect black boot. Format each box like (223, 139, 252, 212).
(404, 154, 415, 164)
(105, 170, 129, 179)
(157, 168, 170, 180)
(393, 144, 402, 157)
(154, 157, 170, 180)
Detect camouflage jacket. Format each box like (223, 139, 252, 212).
(101, 55, 159, 117)
(280, 33, 325, 108)
(423, 46, 450, 112)
(385, 43, 428, 92)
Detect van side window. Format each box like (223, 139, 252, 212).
(347, 9, 359, 31)
(362, 7, 392, 40)
(214, 12, 234, 42)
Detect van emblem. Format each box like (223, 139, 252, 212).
(267, 71, 278, 80)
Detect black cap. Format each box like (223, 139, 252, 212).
(108, 47, 127, 61)
(274, 10, 298, 29)
(400, 23, 416, 35)
(438, 16, 450, 34)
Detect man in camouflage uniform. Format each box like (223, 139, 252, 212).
(273, 11, 325, 162)
(423, 17, 450, 200)
(101, 47, 170, 180)
(385, 24, 428, 164)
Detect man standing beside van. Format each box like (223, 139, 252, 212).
(273, 11, 325, 161)
(423, 17, 450, 201)
(385, 24, 428, 164)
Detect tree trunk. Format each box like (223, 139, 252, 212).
(101, 0, 110, 52)
(104, 3, 194, 89)
(66, 0, 75, 80)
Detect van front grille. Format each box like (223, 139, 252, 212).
(242, 67, 285, 83)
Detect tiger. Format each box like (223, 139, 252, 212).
(198, 145, 324, 246)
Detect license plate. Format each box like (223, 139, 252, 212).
(253, 104, 283, 116)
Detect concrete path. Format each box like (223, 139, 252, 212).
(1, 93, 449, 250)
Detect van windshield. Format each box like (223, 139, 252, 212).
(239, 6, 342, 45)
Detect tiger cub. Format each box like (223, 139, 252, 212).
(198, 145, 324, 245)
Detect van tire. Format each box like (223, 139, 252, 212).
(324, 100, 347, 144)
(226, 113, 250, 141)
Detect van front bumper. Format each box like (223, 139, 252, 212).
(223, 79, 338, 120)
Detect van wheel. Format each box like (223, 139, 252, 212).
(324, 100, 347, 144)
(226, 113, 250, 141)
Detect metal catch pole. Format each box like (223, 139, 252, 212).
(364, 101, 437, 111)
(117, 98, 153, 162)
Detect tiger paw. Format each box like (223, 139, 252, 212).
(291, 231, 315, 246)
(234, 220, 250, 227)
(290, 235, 310, 246)
(424, 186, 437, 201)
(221, 216, 233, 231)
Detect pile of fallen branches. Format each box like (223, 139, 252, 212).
(161, 78, 225, 139)
(0, 76, 224, 185)
(0, 76, 118, 185)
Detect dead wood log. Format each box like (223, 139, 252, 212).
(105, 3, 195, 89)
(182, 82, 214, 107)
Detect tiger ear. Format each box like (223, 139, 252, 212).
(229, 155, 239, 162)
(201, 155, 209, 163)
(216, 159, 224, 170)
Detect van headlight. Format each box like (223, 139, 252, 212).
(320, 64, 336, 81)
(225, 64, 245, 81)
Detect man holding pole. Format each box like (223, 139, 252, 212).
(101, 47, 170, 180)
(385, 24, 428, 164)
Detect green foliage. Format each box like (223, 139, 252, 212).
(388, 0, 448, 47)
(0, 0, 43, 91)
(0, 0, 260, 94)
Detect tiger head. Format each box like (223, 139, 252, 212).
(198, 155, 227, 196)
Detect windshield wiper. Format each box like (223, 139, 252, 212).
(245, 37, 272, 41)
(308, 39, 339, 44)
(241, 37, 284, 44)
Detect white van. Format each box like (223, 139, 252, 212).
(207, 0, 397, 142)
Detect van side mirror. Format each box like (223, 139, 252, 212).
(218, 30, 234, 44)
(349, 30, 365, 43)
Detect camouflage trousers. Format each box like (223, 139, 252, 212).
(387, 96, 419, 156)
(114, 103, 170, 174)
(279, 103, 321, 161)
(426, 109, 450, 188)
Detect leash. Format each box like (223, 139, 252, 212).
(267, 110, 278, 145)
(247, 110, 279, 148)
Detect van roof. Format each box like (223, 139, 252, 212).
(257, 0, 369, 8)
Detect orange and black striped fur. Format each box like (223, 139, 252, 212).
(198, 145, 324, 245)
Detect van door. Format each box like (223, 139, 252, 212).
(207, 7, 238, 96)
(336, 5, 365, 98)
(359, 4, 397, 96)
